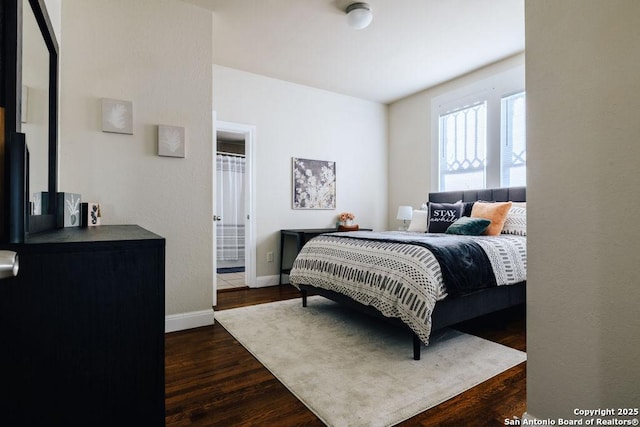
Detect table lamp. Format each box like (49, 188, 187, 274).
(396, 205, 413, 231)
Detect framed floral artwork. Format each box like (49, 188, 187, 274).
(292, 157, 336, 209)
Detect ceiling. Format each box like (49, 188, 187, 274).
(186, 0, 524, 104)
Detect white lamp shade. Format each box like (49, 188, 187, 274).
(346, 3, 373, 30)
(396, 206, 413, 221)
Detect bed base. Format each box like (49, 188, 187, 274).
(299, 282, 526, 360)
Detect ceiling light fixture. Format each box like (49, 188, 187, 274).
(346, 2, 373, 30)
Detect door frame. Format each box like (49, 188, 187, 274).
(213, 119, 256, 305)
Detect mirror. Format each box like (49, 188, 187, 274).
(18, 0, 58, 234)
(21, 0, 49, 215)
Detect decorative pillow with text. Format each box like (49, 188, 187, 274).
(427, 202, 464, 233)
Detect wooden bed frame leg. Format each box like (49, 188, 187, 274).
(413, 333, 421, 360)
(301, 289, 308, 307)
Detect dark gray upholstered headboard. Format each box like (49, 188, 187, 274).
(428, 187, 526, 203)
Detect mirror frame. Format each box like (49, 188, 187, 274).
(5, 0, 58, 241)
(23, 0, 58, 234)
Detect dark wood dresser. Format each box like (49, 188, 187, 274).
(0, 225, 166, 426)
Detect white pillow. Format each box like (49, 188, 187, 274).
(407, 210, 429, 232)
(501, 202, 527, 236)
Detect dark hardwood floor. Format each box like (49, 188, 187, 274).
(165, 285, 526, 426)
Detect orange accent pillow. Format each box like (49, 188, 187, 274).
(470, 201, 513, 236)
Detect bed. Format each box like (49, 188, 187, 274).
(288, 187, 526, 360)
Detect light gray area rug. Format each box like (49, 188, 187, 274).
(215, 296, 526, 427)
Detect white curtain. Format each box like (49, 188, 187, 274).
(216, 155, 246, 261)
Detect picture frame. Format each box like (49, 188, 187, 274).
(56, 192, 81, 227)
(158, 125, 186, 158)
(292, 157, 336, 209)
(79, 202, 101, 227)
(101, 98, 133, 134)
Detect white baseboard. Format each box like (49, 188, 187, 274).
(167, 276, 292, 333)
(165, 308, 214, 333)
(253, 274, 281, 288)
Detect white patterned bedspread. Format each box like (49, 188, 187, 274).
(288, 231, 526, 345)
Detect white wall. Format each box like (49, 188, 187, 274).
(388, 54, 524, 230)
(526, 0, 640, 419)
(59, 0, 214, 318)
(43, 0, 61, 44)
(213, 65, 388, 280)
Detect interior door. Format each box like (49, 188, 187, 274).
(214, 120, 256, 296)
(212, 115, 218, 306)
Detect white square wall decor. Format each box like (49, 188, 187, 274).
(101, 98, 133, 134)
(158, 125, 186, 158)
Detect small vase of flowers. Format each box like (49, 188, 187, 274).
(339, 212, 355, 226)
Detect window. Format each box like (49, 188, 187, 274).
(432, 65, 525, 191)
(501, 92, 526, 187)
(439, 102, 487, 190)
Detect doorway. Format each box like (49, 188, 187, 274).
(213, 121, 256, 303)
